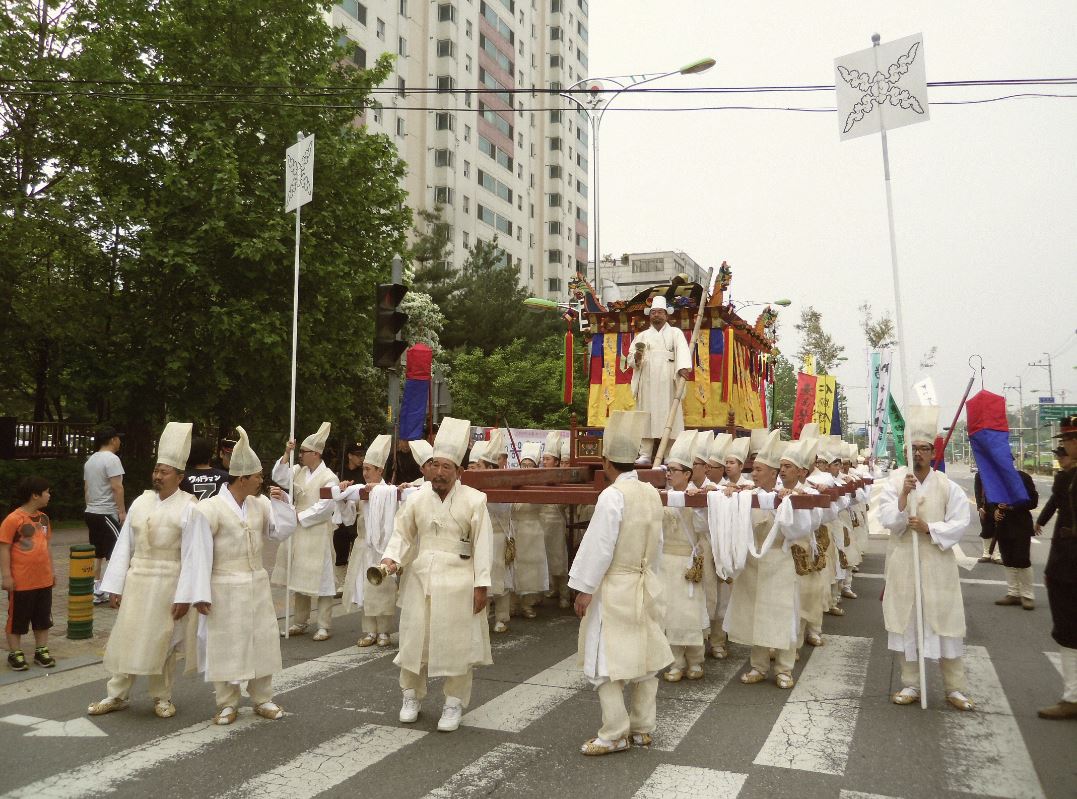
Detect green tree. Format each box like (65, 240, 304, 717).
(795, 306, 845, 374)
(439, 238, 561, 352)
(858, 302, 896, 348)
(767, 353, 796, 431)
(448, 334, 587, 429)
(1, 1, 411, 453)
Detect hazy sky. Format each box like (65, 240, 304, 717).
(587, 0, 1076, 430)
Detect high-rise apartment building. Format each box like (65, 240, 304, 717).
(329, 0, 590, 299)
(591, 251, 710, 299)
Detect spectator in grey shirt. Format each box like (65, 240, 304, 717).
(84, 427, 125, 604)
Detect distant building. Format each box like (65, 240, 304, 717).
(589, 251, 709, 301)
(328, 0, 590, 301)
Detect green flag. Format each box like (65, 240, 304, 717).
(888, 393, 906, 466)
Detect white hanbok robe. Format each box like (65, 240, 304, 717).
(340, 481, 400, 616)
(101, 489, 198, 675)
(624, 323, 692, 439)
(382, 481, 493, 677)
(176, 490, 297, 681)
(569, 472, 672, 685)
(879, 468, 971, 660)
(270, 461, 338, 596)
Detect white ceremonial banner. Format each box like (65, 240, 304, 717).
(835, 33, 929, 141)
(869, 348, 893, 457)
(913, 376, 937, 407)
(285, 135, 315, 211)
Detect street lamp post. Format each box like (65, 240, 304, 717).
(1002, 376, 1025, 466)
(561, 57, 716, 294)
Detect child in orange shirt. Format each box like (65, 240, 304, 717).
(2, 476, 56, 671)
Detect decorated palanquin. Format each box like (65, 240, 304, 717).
(570, 264, 778, 431)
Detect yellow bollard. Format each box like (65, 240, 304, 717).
(67, 544, 96, 639)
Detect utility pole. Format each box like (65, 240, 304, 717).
(1003, 376, 1025, 465)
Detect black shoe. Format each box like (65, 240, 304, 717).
(7, 650, 29, 671)
(33, 646, 56, 668)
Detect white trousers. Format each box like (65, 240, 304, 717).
(1061, 646, 1077, 703)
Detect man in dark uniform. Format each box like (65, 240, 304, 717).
(180, 438, 230, 501)
(1038, 415, 1077, 720)
(990, 457, 1039, 609)
(974, 471, 1003, 563)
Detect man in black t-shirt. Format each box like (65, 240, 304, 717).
(181, 438, 230, 501)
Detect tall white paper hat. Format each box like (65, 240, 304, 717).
(798, 422, 820, 442)
(481, 428, 506, 465)
(603, 410, 647, 463)
(645, 295, 669, 315)
(468, 440, 487, 465)
(726, 436, 750, 464)
(544, 430, 563, 458)
(667, 430, 698, 469)
(366, 434, 392, 471)
(433, 417, 471, 466)
(709, 433, 732, 465)
(409, 439, 433, 466)
(520, 441, 542, 465)
(157, 422, 192, 471)
(301, 421, 331, 454)
(229, 426, 262, 477)
(749, 427, 770, 455)
(559, 436, 571, 462)
(906, 404, 939, 445)
(780, 438, 814, 471)
(691, 430, 713, 463)
(755, 430, 786, 469)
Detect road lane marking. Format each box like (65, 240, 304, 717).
(753, 635, 872, 776)
(462, 653, 585, 732)
(1044, 651, 1062, 678)
(1, 646, 391, 799)
(652, 656, 742, 752)
(941, 645, 1045, 799)
(632, 765, 748, 798)
(422, 742, 540, 798)
(220, 723, 425, 799)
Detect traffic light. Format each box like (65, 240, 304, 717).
(373, 282, 408, 368)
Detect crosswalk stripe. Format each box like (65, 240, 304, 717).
(854, 573, 1046, 589)
(421, 742, 541, 798)
(840, 791, 904, 799)
(942, 645, 1045, 799)
(652, 657, 743, 752)
(1, 646, 392, 799)
(462, 653, 586, 732)
(752, 635, 872, 776)
(631, 765, 748, 798)
(219, 723, 425, 799)
(1044, 651, 1063, 678)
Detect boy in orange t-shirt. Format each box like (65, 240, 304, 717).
(1, 476, 56, 671)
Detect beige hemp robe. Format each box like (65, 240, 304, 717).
(179, 491, 296, 682)
(571, 472, 673, 684)
(101, 489, 197, 675)
(383, 481, 494, 677)
(270, 461, 338, 596)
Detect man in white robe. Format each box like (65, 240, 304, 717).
(539, 432, 571, 609)
(89, 423, 197, 719)
(176, 427, 299, 724)
(380, 417, 493, 733)
(879, 404, 974, 711)
(725, 432, 813, 689)
(478, 429, 514, 632)
(660, 431, 709, 682)
(569, 411, 672, 755)
(624, 296, 692, 461)
(512, 442, 551, 618)
(270, 422, 339, 641)
(339, 435, 399, 647)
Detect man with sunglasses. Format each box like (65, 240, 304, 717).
(879, 404, 974, 711)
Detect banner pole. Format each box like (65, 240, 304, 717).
(285, 200, 300, 640)
(871, 34, 926, 710)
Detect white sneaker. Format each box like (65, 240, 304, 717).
(399, 689, 421, 723)
(437, 698, 463, 732)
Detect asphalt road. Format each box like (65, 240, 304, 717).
(0, 467, 1073, 799)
